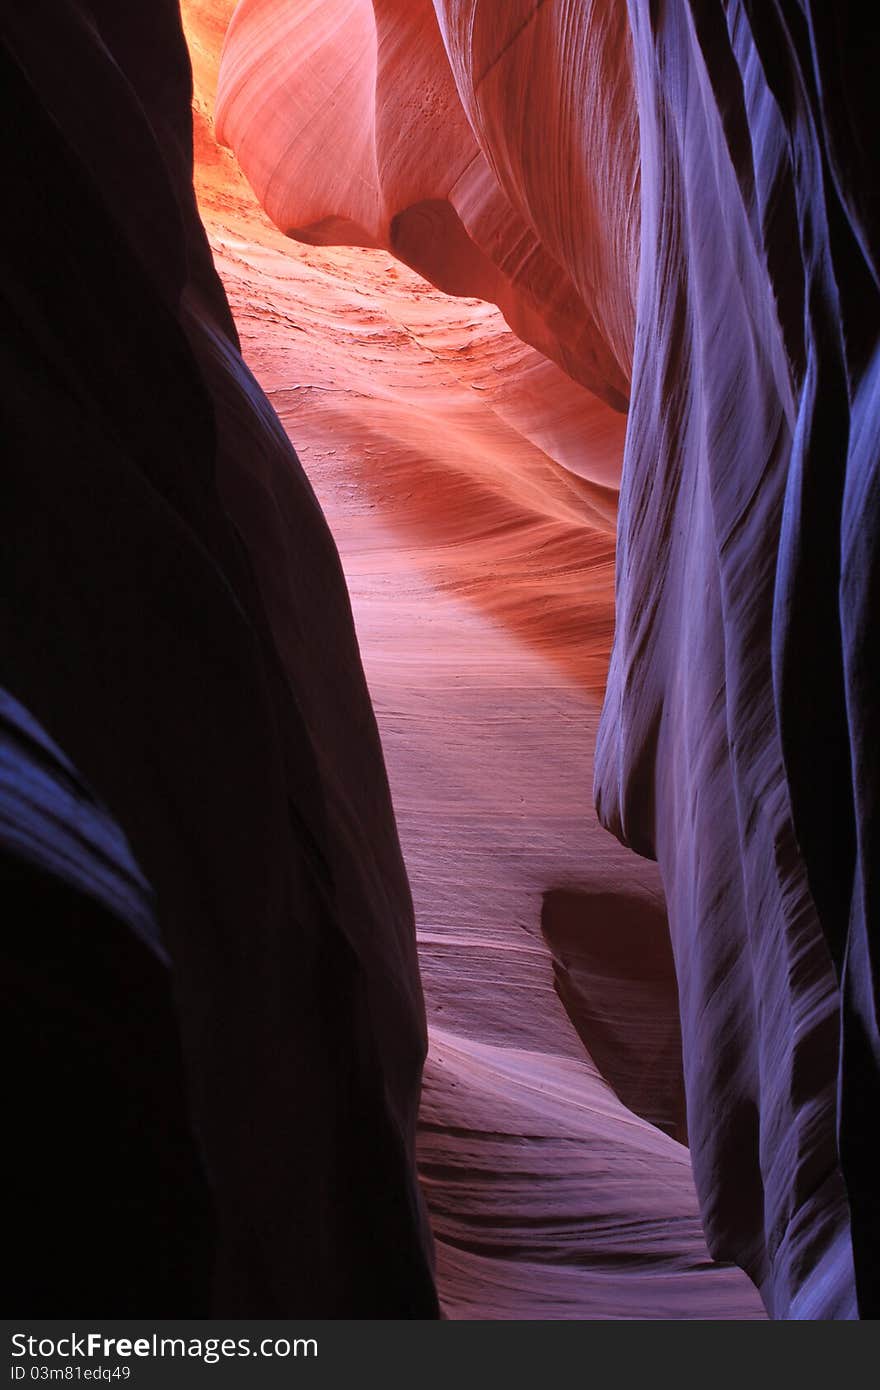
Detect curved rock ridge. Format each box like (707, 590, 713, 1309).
(1, 0, 436, 1316)
(214, 0, 638, 420)
(9, 0, 873, 1322)
(597, 1, 878, 1318)
(208, 0, 879, 1318)
(184, 0, 764, 1318)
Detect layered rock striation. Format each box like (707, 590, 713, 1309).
(5, 0, 877, 1321)
(597, 2, 879, 1319)
(199, 0, 763, 1317)
(211, 0, 879, 1318)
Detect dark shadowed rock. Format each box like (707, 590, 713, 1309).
(542, 888, 687, 1145)
(0, 4, 436, 1316)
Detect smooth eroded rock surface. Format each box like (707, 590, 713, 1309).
(210, 0, 879, 1319)
(190, 0, 764, 1318)
(1, 0, 436, 1316)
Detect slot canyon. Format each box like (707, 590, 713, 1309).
(2, 0, 878, 1320)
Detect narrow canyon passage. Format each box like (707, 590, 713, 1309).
(185, 6, 762, 1317)
(208, 165, 762, 1327)
(5, 0, 877, 1324)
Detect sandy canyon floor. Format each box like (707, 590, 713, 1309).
(184, 10, 764, 1318)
